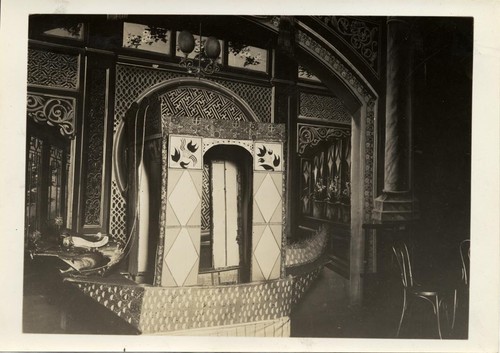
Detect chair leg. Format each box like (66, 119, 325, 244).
(435, 295, 443, 339)
(396, 289, 407, 337)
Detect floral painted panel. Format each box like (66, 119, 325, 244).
(254, 142, 283, 172)
(43, 23, 84, 40)
(168, 135, 202, 170)
(228, 43, 267, 72)
(298, 65, 320, 81)
(123, 22, 171, 55)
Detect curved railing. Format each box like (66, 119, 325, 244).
(285, 224, 329, 267)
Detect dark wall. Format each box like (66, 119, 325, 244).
(412, 17, 473, 266)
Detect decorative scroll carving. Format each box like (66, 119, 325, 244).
(297, 123, 351, 155)
(314, 16, 380, 74)
(27, 93, 76, 138)
(27, 48, 79, 90)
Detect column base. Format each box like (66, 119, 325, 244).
(372, 191, 419, 222)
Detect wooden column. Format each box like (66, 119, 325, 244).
(373, 17, 419, 221)
(271, 49, 298, 241)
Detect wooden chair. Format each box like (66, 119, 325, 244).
(392, 241, 457, 338)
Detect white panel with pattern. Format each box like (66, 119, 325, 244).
(169, 170, 200, 225)
(254, 225, 281, 280)
(165, 228, 199, 286)
(254, 173, 281, 223)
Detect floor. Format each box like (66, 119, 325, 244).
(23, 259, 468, 338)
(290, 267, 469, 339)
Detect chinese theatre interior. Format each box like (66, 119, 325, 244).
(23, 15, 472, 338)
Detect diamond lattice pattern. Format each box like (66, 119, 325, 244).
(169, 170, 200, 225)
(254, 226, 281, 280)
(254, 173, 281, 223)
(165, 228, 198, 286)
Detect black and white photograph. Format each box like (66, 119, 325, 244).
(0, 0, 498, 352)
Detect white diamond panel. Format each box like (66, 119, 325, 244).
(165, 228, 198, 286)
(254, 226, 281, 280)
(254, 173, 281, 223)
(169, 170, 200, 225)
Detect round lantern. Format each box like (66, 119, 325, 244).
(204, 36, 221, 59)
(178, 30, 195, 54)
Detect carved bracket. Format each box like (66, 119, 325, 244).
(297, 123, 350, 155)
(27, 93, 76, 138)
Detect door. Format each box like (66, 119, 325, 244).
(211, 160, 240, 269)
(199, 145, 253, 284)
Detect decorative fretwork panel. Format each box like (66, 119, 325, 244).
(114, 65, 183, 132)
(216, 80, 271, 122)
(161, 87, 247, 121)
(83, 69, 107, 226)
(299, 92, 351, 124)
(27, 93, 76, 138)
(201, 163, 211, 232)
(27, 48, 79, 90)
(114, 64, 272, 132)
(110, 179, 127, 244)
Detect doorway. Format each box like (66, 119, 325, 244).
(199, 145, 253, 284)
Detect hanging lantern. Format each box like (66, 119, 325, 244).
(178, 26, 221, 76)
(204, 36, 221, 59)
(178, 30, 195, 55)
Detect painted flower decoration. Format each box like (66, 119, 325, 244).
(313, 180, 327, 200)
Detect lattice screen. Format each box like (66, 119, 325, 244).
(299, 92, 351, 124)
(27, 48, 79, 90)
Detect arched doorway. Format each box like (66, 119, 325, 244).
(199, 145, 253, 284)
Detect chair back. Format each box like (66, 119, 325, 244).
(392, 241, 414, 288)
(460, 239, 470, 286)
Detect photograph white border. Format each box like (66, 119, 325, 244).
(0, 0, 498, 351)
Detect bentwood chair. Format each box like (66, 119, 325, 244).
(392, 241, 457, 339)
